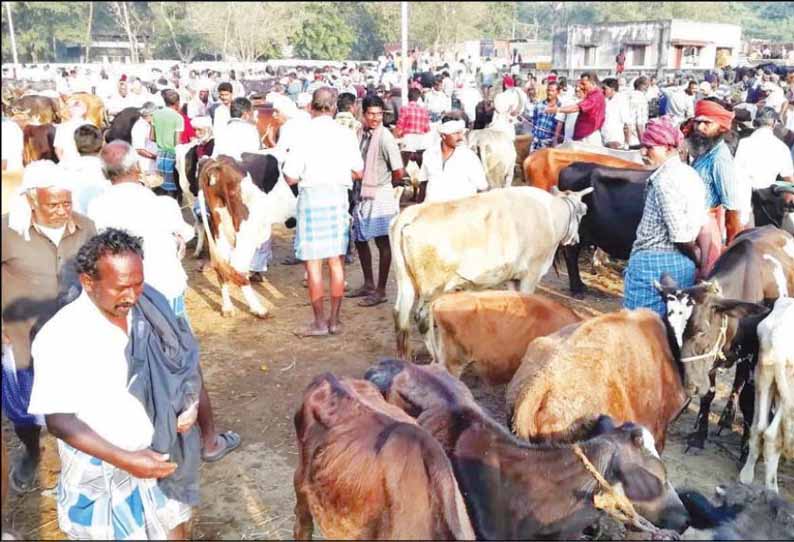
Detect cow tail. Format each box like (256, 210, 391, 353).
(391, 216, 416, 359)
(425, 299, 439, 363)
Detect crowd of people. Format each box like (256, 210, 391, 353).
(1, 44, 794, 540)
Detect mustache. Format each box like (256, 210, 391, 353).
(687, 132, 722, 156)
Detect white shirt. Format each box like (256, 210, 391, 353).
(275, 112, 312, 162)
(212, 118, 261, 160)
(131, 118, 156, 174)
(212, 104, 231, 134)
(59, 155, 111, 214)
(54, 118, 93, 162)
(283, 115, 363, 189)
(735, 126, 794, 191)
(28, 291, 154, 452)
(457, 87, 482, 123)
(1, 119, 24, 171)
(33, 222, 66, 246)
(601, 94, 631, 146)
(663, 87, 695, 127)
(105, 93, 134, 117)
(425, 89, 452, 116)
(556, 94, 579, 143)
(421, 144, 488, 203)
(87, 182, 195, 299)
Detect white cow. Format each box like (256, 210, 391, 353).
(740, 296, 794, 492)
(390, 186, 592, 358)
(467, 128, 517, 189)
(198, 157, 296, 318)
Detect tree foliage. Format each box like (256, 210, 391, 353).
(2, 1, 793, 64)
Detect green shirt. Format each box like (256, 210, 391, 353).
(151, 108, 184, 152)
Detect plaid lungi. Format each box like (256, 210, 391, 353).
(156, 150, 177, 192)
(623, 250, 696, 317)
(294, 186, 350, 261)
(352, 185, 399, 242)
(1, 345, 44, 427)
(56, 441, 191, 540)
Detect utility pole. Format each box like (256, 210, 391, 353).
(5, 1, 20, 77)
(401, 1, 408, 102)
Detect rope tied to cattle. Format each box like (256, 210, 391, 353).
(679, 315, 728, 364)
(572, 445, 680, 540)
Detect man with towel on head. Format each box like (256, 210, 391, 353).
(624, 117, 706, 316)
(420, 116, 488, 204)
(2, 160, 96, 492)
(346, 95, 405, 308)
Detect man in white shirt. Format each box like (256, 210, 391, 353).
(456, 77, 482, 125)
(284, 88, 364, 337)
(601, 78, 631, 149)
(186, 81, 211, 119)
(27, 230, 195, 540)
(131, 102, 158, 175)
(89, 140, 240, 464)
(272, 95, 312, 163)
(425, 75, 452, 122)
(421, 117, 488, 204)
(210, 82, 233, 135)
(627, 76, 650, 148)
(105, 79, 133, 118)
(1, 116, 24, 171)
(734, 107, 794, 225)
(212, 97, 261, 160)
(58, 124, 110, 214)
(54, 98, 94, 162)
(663, 80, 697, 128)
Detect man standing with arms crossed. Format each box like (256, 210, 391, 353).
(284, 88, 364, 337)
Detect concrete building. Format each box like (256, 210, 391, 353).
(552, 20, 742, 78)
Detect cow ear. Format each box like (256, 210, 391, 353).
(713, 299, 769, 319)
(589, 415, 616, 437)
(702, 280, 722, 296)
(619, 465, 664, 502)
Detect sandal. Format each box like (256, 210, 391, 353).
(358, 294, 388, 307)
(345, 286, 375, 299)
(202, 431, 242, 463)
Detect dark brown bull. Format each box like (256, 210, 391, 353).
(365, 359, 690, 540)
(293, 373, 475, 540)
(23, 124, 57, 164)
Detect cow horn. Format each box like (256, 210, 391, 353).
(575, 187, 595, 198)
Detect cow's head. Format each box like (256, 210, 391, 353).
(752, 183, 794, 229)
(655, 276, 769, 395)
(590, 416, 689, 533)
(364, 358, 477, 418)
(551, 186, 593, 246)
(198, 157, 249, 233)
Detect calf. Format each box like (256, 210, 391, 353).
(506, 308, 688, 452)
(390, 186, 592, 359)
(293, 373, 475, 540)
(657, 226, 794, 450)
(428, 291, 582, 384)
(197, 156, 296, 317)
(365, 359, 690, 539)
(739, 297, 794, 492)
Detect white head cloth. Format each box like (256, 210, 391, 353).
(296, 92, 312, 108)
(438, 119, 465, 135)
(8, 160, 71, 241)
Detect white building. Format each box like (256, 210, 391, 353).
(552, 19, 742, 78)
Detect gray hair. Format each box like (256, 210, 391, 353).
(101, 140, 139, 180)
(754, 106, 779, 128)
(139, 102, 157, 116)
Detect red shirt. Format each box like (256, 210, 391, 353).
(573, 87, 606, 140)
(179, 111, 196, 144)
(396, 101, 430, 135)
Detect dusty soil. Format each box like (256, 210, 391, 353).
(4, 223, 793, 540)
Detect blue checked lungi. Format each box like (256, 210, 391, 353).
(1, 344, 44, 427)
(294, 186, 350, 261)
(352, 185, 399, 242)
(156, 149, 177, 193)
(623, 250, 696, 316)
(55, 441, 191, 540)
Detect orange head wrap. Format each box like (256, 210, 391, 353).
(693, 100, 734, 132)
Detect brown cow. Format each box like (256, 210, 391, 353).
(523, 147, 647, 191)
(506, 308, 688, 452)
(254, 104, 284, 148)
(365, 359, 690, 539)
(22, 124, 57, 165)
(62, 93, 107, 129)
(513, 133, 532, 183)
(428, 291, 582, 384)
(8, 95, 61, 126)
(294, 373, 475, 540)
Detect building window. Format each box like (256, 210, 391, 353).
(579, 45, 597, 66)
(683, 46, 701, 66)
(628, 45, 646, 66)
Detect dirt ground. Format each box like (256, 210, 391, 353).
(3, 221, 793, 540)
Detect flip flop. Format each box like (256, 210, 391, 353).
(358, 294, 388, 307)
(345, 286, 375, 299)
(202, 431, 242, 463)
(9, 463, 37, 494)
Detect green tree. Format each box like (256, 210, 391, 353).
(2, 1, 88, 63)
(292, 3, 356, 60)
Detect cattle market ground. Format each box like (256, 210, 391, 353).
(4, 222, 794, 540)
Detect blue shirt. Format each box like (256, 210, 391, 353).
(531, 100, 559, 148)
(692, 140, 738, 210)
